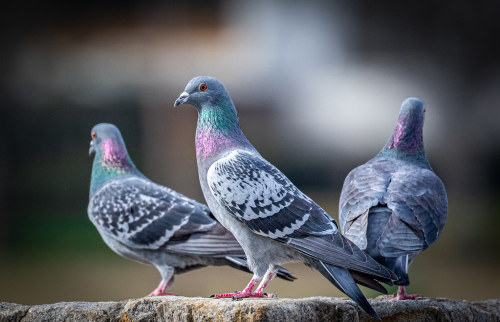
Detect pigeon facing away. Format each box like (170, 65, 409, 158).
(174, 76, 397, 320)
(339, 98, 448, 300)
(88, 123, 295, 297)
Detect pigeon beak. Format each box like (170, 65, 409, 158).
(89, 141, 96, 156)
(174, 92, 189, 107)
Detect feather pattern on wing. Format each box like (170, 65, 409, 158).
(339, 157, 448, 256)
(207, 150, 337, 239)
(207, 150, 396, 281)
(88, 176, 216, 251)
(166, 222, 245, 256)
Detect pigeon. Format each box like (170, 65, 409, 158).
(339, 98, 448, 300)
(88, 123, 295, 297)
(174, 76, 397, 320)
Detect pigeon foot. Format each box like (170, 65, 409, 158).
(148, 280, 175, 296)
(232, 291, 276, 300)
(383, 286, 421, 301)
(148, 289, 175, 296)
(209, 291, 275, 299)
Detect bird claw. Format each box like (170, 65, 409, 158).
(231, 291, 275, 300)
(211, 290, 275, 300)
(382, 286, 422, 301)
(383, 290, 421, 301)
(148, 290, 175, 297)
(210, 291, 242, 299)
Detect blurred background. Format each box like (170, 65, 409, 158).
(1, 0, 499, 304)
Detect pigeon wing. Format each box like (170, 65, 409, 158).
(165, 221, 245, 256)
(339, 160, 392, 248)
(207, 150, 396, 281)
(339, 157, 448, 257)
(383, 166, 448, 253)
(207, 150, 338, 240)
(88, 176, 214, 250)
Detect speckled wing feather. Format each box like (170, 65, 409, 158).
(339, 157, 448, 256)
(207, 150, 337, 240)
(88, 176, 215, 250)
(207, 150, 396, 281)
(166, 222, 245, 256)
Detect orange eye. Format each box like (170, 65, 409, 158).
(199, 83, 207, 91)
(423, 109, 426, 113)
(92, 132, 97, 139)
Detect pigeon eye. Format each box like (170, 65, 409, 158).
(423, 109, 426, 113)
(92, 132, 97, 139)
(199, 84, 207, 91)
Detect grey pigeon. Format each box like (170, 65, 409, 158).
(88, 123, 295, 297)
(174, 76, 397, 320)
(339, 98, 448, 300)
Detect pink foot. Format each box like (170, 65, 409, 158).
(383, 286, 421, 301)
(210, 291, 275, 300)
(209, 276, 276, 300)
(232, 291, 276, 300)
(148, 289, 175, 296)
(147, 281, 175, 296)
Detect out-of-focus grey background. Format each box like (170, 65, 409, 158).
(1, 1, 499, 304)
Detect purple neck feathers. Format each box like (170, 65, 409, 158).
(99, 138, 134, 171)
(195, 107, 253, 161)
(196, 126, 253, 161)
(386, 113, 424, 153)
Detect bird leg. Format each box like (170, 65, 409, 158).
(210, 276, 259, 299)
(148, 280, 175, 296)
(148, 268, 175, 296)
(384, 286, 421, 300)
(210, 269, 278, 300)
(231, 269, 278, 300)
(251, 269, 277, 298)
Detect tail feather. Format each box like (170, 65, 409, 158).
(314, 260, 381, 320)
(349, 271, 388, 294)
(393, 255, 410, 286)
(290, 235, 398, 282)
(225, 256, 297, 282)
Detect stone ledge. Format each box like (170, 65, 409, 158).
(1, 297, 499, 321)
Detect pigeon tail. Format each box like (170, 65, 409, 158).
(393, 255, 410, 286)
(349, 270, 388, 294)
(313, 260, 381, 320)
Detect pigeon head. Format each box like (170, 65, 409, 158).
(90, 123, 130, 162)
(379, 98, 428, 164)
(174, 76, 233, 111)
(175, 76, 253, 160)
(89, 123, 141, 195)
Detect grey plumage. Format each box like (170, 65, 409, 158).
(339, 98, 448, 293)
(175, 76, 397, 319)
(88, 123, 295, 296)
(207, 150, 395, 281)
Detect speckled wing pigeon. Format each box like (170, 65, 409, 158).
(339, 98, 448, 300)
(174, 76, 397, 320)
(88, 123, 295, 297)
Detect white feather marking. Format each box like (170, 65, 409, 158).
(261, 212, 310, 239)
(207, 150, 291, 221)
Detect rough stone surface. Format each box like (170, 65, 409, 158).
(1, 297, 499, 321)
